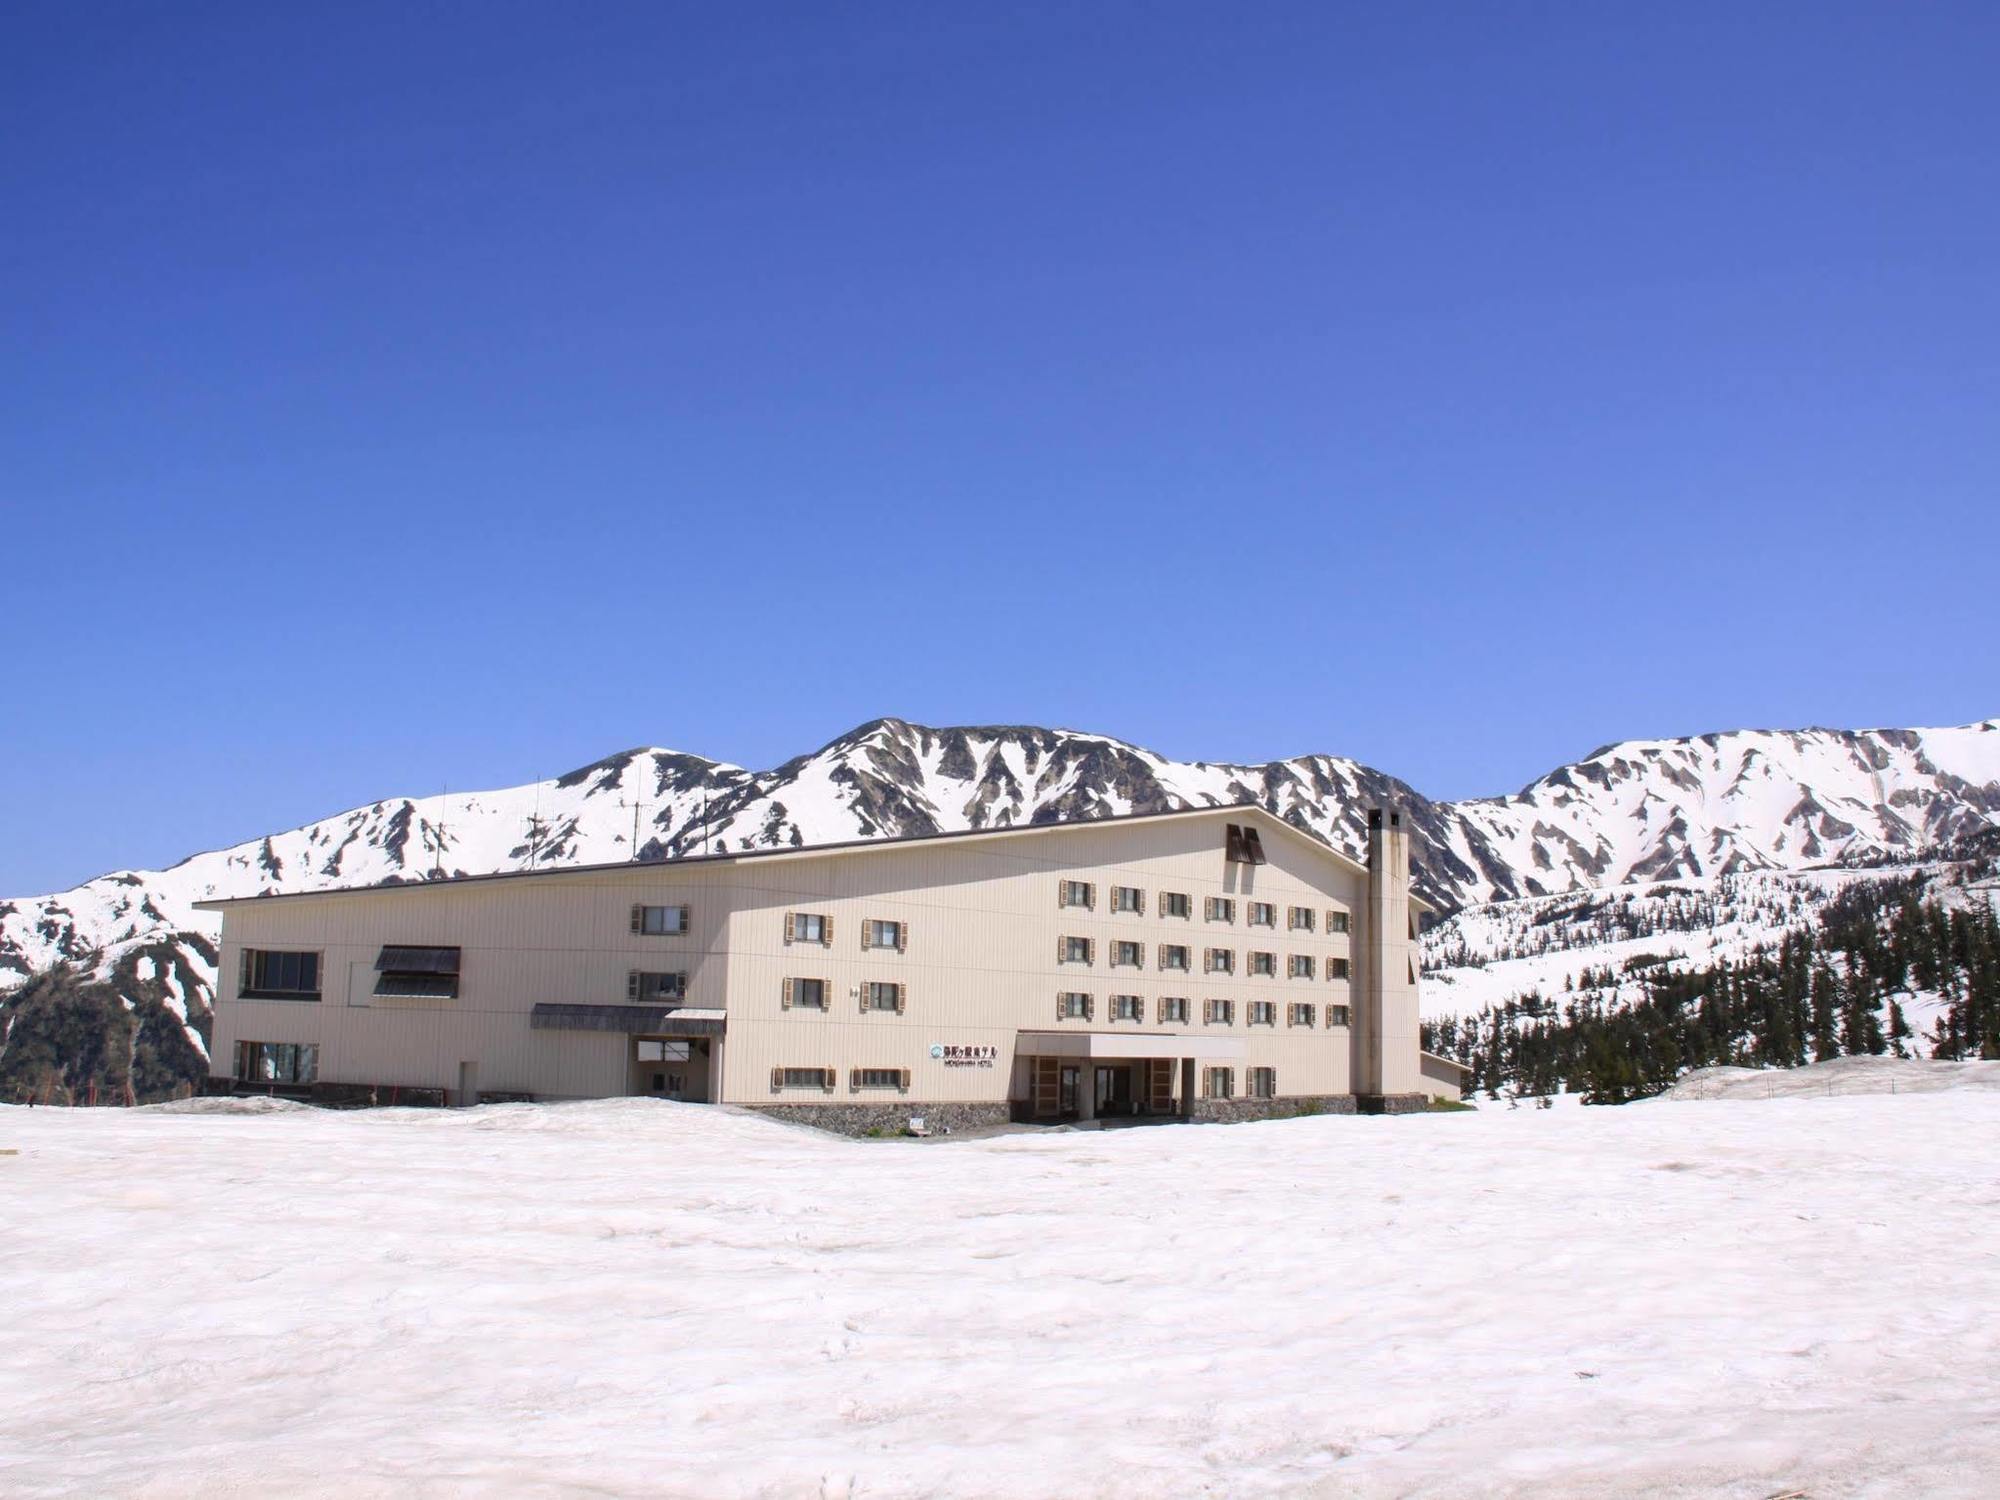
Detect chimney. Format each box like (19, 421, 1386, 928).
(1355, 807, 1417, 1102)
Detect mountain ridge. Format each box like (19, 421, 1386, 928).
(3, 715, 1996, 1087)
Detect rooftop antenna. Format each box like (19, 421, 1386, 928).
(525, 775, 545, 870)
(619, 792, 649, 861)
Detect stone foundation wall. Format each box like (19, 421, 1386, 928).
(1354, 1092, 1430, 1115)
(745, 1100, 1012, 1137)
(1192, 1094, 1357, 1123)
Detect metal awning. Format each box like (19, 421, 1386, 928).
(1016, 1030, 1245, 1061)
(531, 1004, 727, 1037)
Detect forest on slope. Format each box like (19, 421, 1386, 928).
(1421, 853, 2000, 1103)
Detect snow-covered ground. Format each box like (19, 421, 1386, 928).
(5, 1083, 2000, 1498)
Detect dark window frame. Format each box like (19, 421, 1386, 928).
(239, 948, 322, 1001)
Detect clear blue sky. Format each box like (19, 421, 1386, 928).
(5, 3, 1997, 895)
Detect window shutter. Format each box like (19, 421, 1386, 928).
(824, 917, 834, 947)
(859, 984, 870, 1015)
(781, 977, 794, 1010)
(897, 923, 908, 953)
(861, 920, 873, 951)
(822, 1068, 835, 1094)
(895, 983, 907, 1015)
(1136, 889, 1146, 915)
(898, 1068, 910, 1092)
(770, 1067, 782, 1092)
(630, 905, 642, 934)
(1085, 882, 1095, 910)
(1058, 936, 1068, 964)
(783, 912, 795, 943)
(1085, 995, 1094, 1021)
(238, 949, 251, 990)
(1086, 938, 1095, 965)
(627, 971, 639, 1001)
(1058, 883, 1068, 909)
(677, 904, 691, 932)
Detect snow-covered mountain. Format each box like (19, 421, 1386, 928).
(3, 716, 1997, 1077)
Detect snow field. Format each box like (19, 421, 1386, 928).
(4, 1087, 1999, 1498)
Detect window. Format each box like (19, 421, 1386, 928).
(1110, 994, 1143, 1023)
(1225, 823, 1268, 865)
(1288, 906, 1315, 932)
(1202, 1066, 1235, 1099)
(1205, 896, 1236, 924)
(373, 945, 460, 999)
(1328, 957, 1351, 981)
(1111, 885, 1144, 914)
(782, 977, 828, 1010)
(852, 1068, 910, 1092)
(773, 1067, 834, 1092)
(1058, 991, 1093, 1020)
(1058, 880, 1095, 910)
(1326, 910, 1351, 934)
(863, 919, 906, 952)
(627, 970, 687, 1002)
(1158, 943, 1190, 972)
(1112, 939, 1144, 969)
(1288, 1002, 1316, 1027)
(1248, 1067, 1276, 1099)
(1158, 996, 1190, 1024)
(1248, 1000, 1276, 1027)
(637, 1040, 691, 1062)
(1248, 901, 1277, 928)
(1327, 1004, 1351, 1028)
(239, 949, 320, 1001)
(234, 1041, 317, 1084)
(1289, 954, 1316, 980)
(632, 904, 690, 936)
(786, 912, 831, 945)
(1160, 891, 1192, 919)
(864, 981, 904, 1014)
(1205, 947, 1235, 975)
(1248, 950, 1276, 977)
(1204, 998, 1235, 1026)
(1060, 935, 1095, 965)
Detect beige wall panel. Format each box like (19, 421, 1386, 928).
(208, 808, 1414, 1107)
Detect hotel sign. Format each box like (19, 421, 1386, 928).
(929, 1043, 998, 1069)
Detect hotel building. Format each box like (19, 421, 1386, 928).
(201, 804, 1465, 1130)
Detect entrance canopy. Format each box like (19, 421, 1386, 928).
(531, 1004, 726, 1038)
(1016, 1029, 1244, 1060)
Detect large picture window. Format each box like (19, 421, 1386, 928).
(239, 949, 320, 1000)
(234, 1041, 318, 1085)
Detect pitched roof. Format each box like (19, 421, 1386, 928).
(193, 801, 1391, 910)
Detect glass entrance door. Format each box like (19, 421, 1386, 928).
(1094, 1065, 1132, 1115)
(1059, 1066, 1080, 1117)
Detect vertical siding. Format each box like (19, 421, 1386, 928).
(209, 811, 1403, 1107)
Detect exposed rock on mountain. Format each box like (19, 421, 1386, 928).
(2, 716, 1995, 1095)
